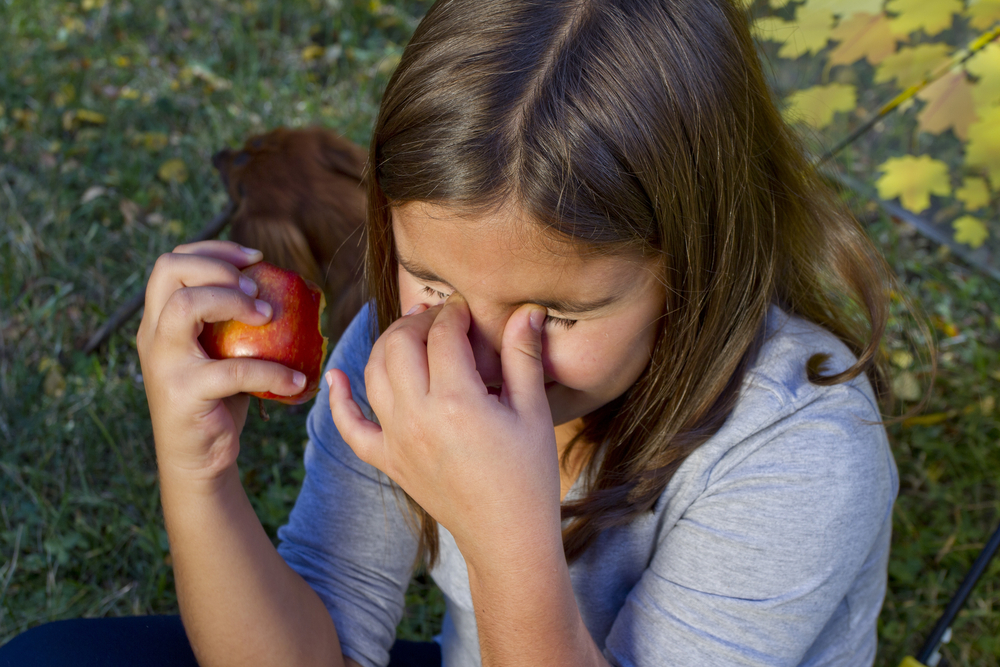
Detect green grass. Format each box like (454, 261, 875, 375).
(0, 1, 998, 664)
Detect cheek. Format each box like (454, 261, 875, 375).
(544, 322, 658, 392)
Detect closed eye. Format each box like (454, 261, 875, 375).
(421, 286, 577, 329)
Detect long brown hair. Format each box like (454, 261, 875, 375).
(365, 0, 896, 566)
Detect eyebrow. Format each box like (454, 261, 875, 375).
(395, 253, 624, 315)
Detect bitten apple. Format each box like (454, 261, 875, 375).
(199, 261, 328, 405)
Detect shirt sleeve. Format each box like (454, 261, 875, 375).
(277, 303, 419, 667)
(602, 381, 897, 667)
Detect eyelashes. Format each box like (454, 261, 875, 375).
(418, 286, 578, 329)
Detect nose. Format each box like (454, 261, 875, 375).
(466, 314, 503, 389)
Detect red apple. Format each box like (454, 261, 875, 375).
(199, 261, 328, 405)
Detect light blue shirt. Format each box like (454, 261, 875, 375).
(277, 303, 897, 667)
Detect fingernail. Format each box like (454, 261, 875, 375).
(293, 371, 307, 388)
(239, 275, 256, 295)
(255, 299, 272, 317)
(325, 370, 334, 388)
(240, 245, 261, 255)
(529, 307, 546, 332)
(405, 303, 427, 316)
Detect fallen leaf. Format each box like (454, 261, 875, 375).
(39, 357, 66, 398)
(892, 371, 922, 402)
(302, 45, 325, 61)
(874, 43, 952, 89)
(75, 109, 106, 124)
(891, 350, 914, 369)
(967, 0, 1000, 30)
(805, 0, 883, 18)
(876, 155, 952, 212)
(753, 16, 797, 43)
(952, 215, 989, 248)
(158, 158, 189, 184)
(828, 13, 897, 66)
(886, 0, 962, 37)
(166, 220, 186, 236)
(782, 83, 857, 129)
(132, 131, 169, 151)
(903, 412, 952, 427)
(119, 199, 141, 226)
(80, 185, 107, 204)
(966, 105, 1000, 187)
(955, 177, 991, 210)
(916, 69, 978, 140)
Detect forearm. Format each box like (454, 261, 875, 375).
(465, 536, 609, 667)
(159, 462, 345, 667)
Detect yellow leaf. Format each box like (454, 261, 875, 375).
(782, 83, 857, 129)
(875, 155, 951, 213)
(952, 215, 989, 248)
(967, 0, 1000, 30)
(301, 44, 325, 61)
(891, 349, 914, 369)
(874, 43, 952, 89)
(75, 109, 106, 124)
(780, 4, 836, 58)
(892, 371, 923, 402)
(114, 55, 130, 67)
(166, 220, 186, 236)
(886, 0, 962, 37)
(916, 69, 978, 140)
(158, 158, 189, 184)
(805, 0, 884, 18)
(753, 16, 797, 43)
(120, 86, 140, 100)
(903, 412, 951, 427)
(828, 13, 897, 66)
(956, 176, 991, 210)
(967, 42, 1000, 109)
(966, 105, 1000, 187)
(139, 132, 169, 151)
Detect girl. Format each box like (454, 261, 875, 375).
(3, 0, 900, 665)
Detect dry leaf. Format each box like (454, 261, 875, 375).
(886, 0, 962, 37)
(828, 13, 897, 66)
(874, 43, 951, 89)
(158, 158, 189, 184)
(119, 199, 141, 226)
(782, 83, 857, 129)
(876, 155, 951, 212)
(302, 45, 325, 61)
(967, 0, 1000, 30)
(891, 350, 914, 369)
(966, 105, 1000, 187)
(132, 131, 169, 151)
(892, 371, 922, 402)
(916, 69, 978, 140)
(903, 412, 951, 427)
(967, 42, 1000, 109)
(952, 215, 989, 248)
(75, 109, 106, 124)
(80, 185, 107, 204)
(956, 177, 991, 210)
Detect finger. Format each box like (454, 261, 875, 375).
(499, 304, 548, 415)
(379, 307, 440, 398)
(199, 356, 308, 400)
(145, 251, 262, 331)
(171, 239, 264, 268)
(327, 369, 387, 471)
(426, 294, 482, 393)
(156, 285, 272, 349)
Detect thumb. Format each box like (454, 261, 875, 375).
(327, 369, 386, 470)
(499, 304, 548, 415)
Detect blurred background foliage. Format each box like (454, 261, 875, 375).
(0, 0, 998, 665)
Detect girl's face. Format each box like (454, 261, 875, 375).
(393, 202, 665, 429)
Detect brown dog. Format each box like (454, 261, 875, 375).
(212, 127, 368, 343)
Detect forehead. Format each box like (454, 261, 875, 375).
(391, 202, 652, 286)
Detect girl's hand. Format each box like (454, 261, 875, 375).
(328, 295, 562, 563)
(136, 241, 307, 481)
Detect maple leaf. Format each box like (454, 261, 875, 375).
(875, 155, 951, 213)
(765, 4, 835, 59)
(967, 42, 1000, 109)
(782, 83, 857, 129)
(874, 43, 951, 89)
(955, 177, 991, 210)
(828, 13, 897, 66)
(804, 0, 885, 18)
(967, 0, 1000, 30)
(966, 105, 1000, 188)
(886, 0, 962, 37)
(952, 215, 989, 248)
(916, 69, 978, 140)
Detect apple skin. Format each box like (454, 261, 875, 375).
(199, 261, 328, 405)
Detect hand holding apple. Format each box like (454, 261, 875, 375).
(136, 241, 313, 481)
(199, 261, 329, 407)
